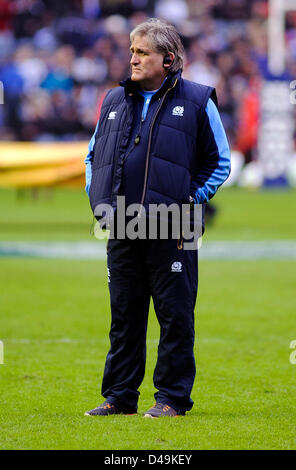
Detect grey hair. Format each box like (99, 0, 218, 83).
(130, 18, 184, 73)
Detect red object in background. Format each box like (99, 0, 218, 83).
(235, 78, 261, 160)
(95, 91, 107, 124)
(0, 0, 15, 31)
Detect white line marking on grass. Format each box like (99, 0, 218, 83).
(0, 242, 106, 259)
(4, 338, 104, 344)
(3, 337, 225, 345)
(5, 338, 76, 344)
(199, 241, 296, 260)
(1, 241, 296, 260)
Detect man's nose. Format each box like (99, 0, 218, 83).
(130, 53, 139, 65)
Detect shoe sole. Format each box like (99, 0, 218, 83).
(144, 413, 180, 418)
(84, 412, 137, 417)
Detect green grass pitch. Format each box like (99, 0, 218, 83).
(0, 187, 295, 450)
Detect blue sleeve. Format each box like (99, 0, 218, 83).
(84, 120, 99, 197)
(191, 98, 231, 204)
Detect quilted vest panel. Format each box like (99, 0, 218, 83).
(89, 73, 216, 217)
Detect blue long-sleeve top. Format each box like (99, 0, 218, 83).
(84, 96, 230, 204)
(191, 97, 231, 203)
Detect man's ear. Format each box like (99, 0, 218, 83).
(163, 52, 175, 68)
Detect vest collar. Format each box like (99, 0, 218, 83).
(120, 69, 182, 97)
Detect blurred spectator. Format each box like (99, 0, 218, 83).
(0, 0, 16, 31)
(235, 77, 260, 163)
(41, 45, 75, 94)
(0, 0, 294, 157)
(155, 0, 189, 26)
(14, 44, 48, 91)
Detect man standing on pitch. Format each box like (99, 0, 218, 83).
(84, 18, 230, 417)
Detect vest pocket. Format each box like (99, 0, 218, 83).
(148, 155, 191, 203)
(89, 165, 113, 209)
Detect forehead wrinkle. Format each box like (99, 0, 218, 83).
(130, 45, 149, 54)
(130, 35, 154, 53)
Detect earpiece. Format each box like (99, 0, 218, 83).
(163, 54, 172, 67)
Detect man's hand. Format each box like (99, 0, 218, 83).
(189, 196, 196, 210)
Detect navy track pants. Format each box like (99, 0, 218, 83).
(101, 237, 198, 414)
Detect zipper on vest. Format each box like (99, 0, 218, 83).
(138, 78, 178, 217)
(110, 109, 130, 205)
(122, 116, 144, 164)
(110, 94, 144, 205)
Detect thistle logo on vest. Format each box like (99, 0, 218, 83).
(171, 261, 182, 272)
(108, 111, 117, 120)
(172, 106, 184, 117)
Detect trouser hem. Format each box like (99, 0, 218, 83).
(104, 395, 138, 414)
(154, 393, 193, 415)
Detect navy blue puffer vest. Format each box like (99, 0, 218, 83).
(89, 70, 217, 217)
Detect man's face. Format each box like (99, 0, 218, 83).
(130, 35, 167, 91)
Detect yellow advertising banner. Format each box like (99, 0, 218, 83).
(0, 142, 88, 188)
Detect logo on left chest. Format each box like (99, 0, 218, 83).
(172, 106, 184, 117)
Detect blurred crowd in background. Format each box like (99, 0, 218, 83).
(0, 0, 296, 164)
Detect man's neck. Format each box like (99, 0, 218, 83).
(139, 74, 169, 92)
(140, 75, 169, 92)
